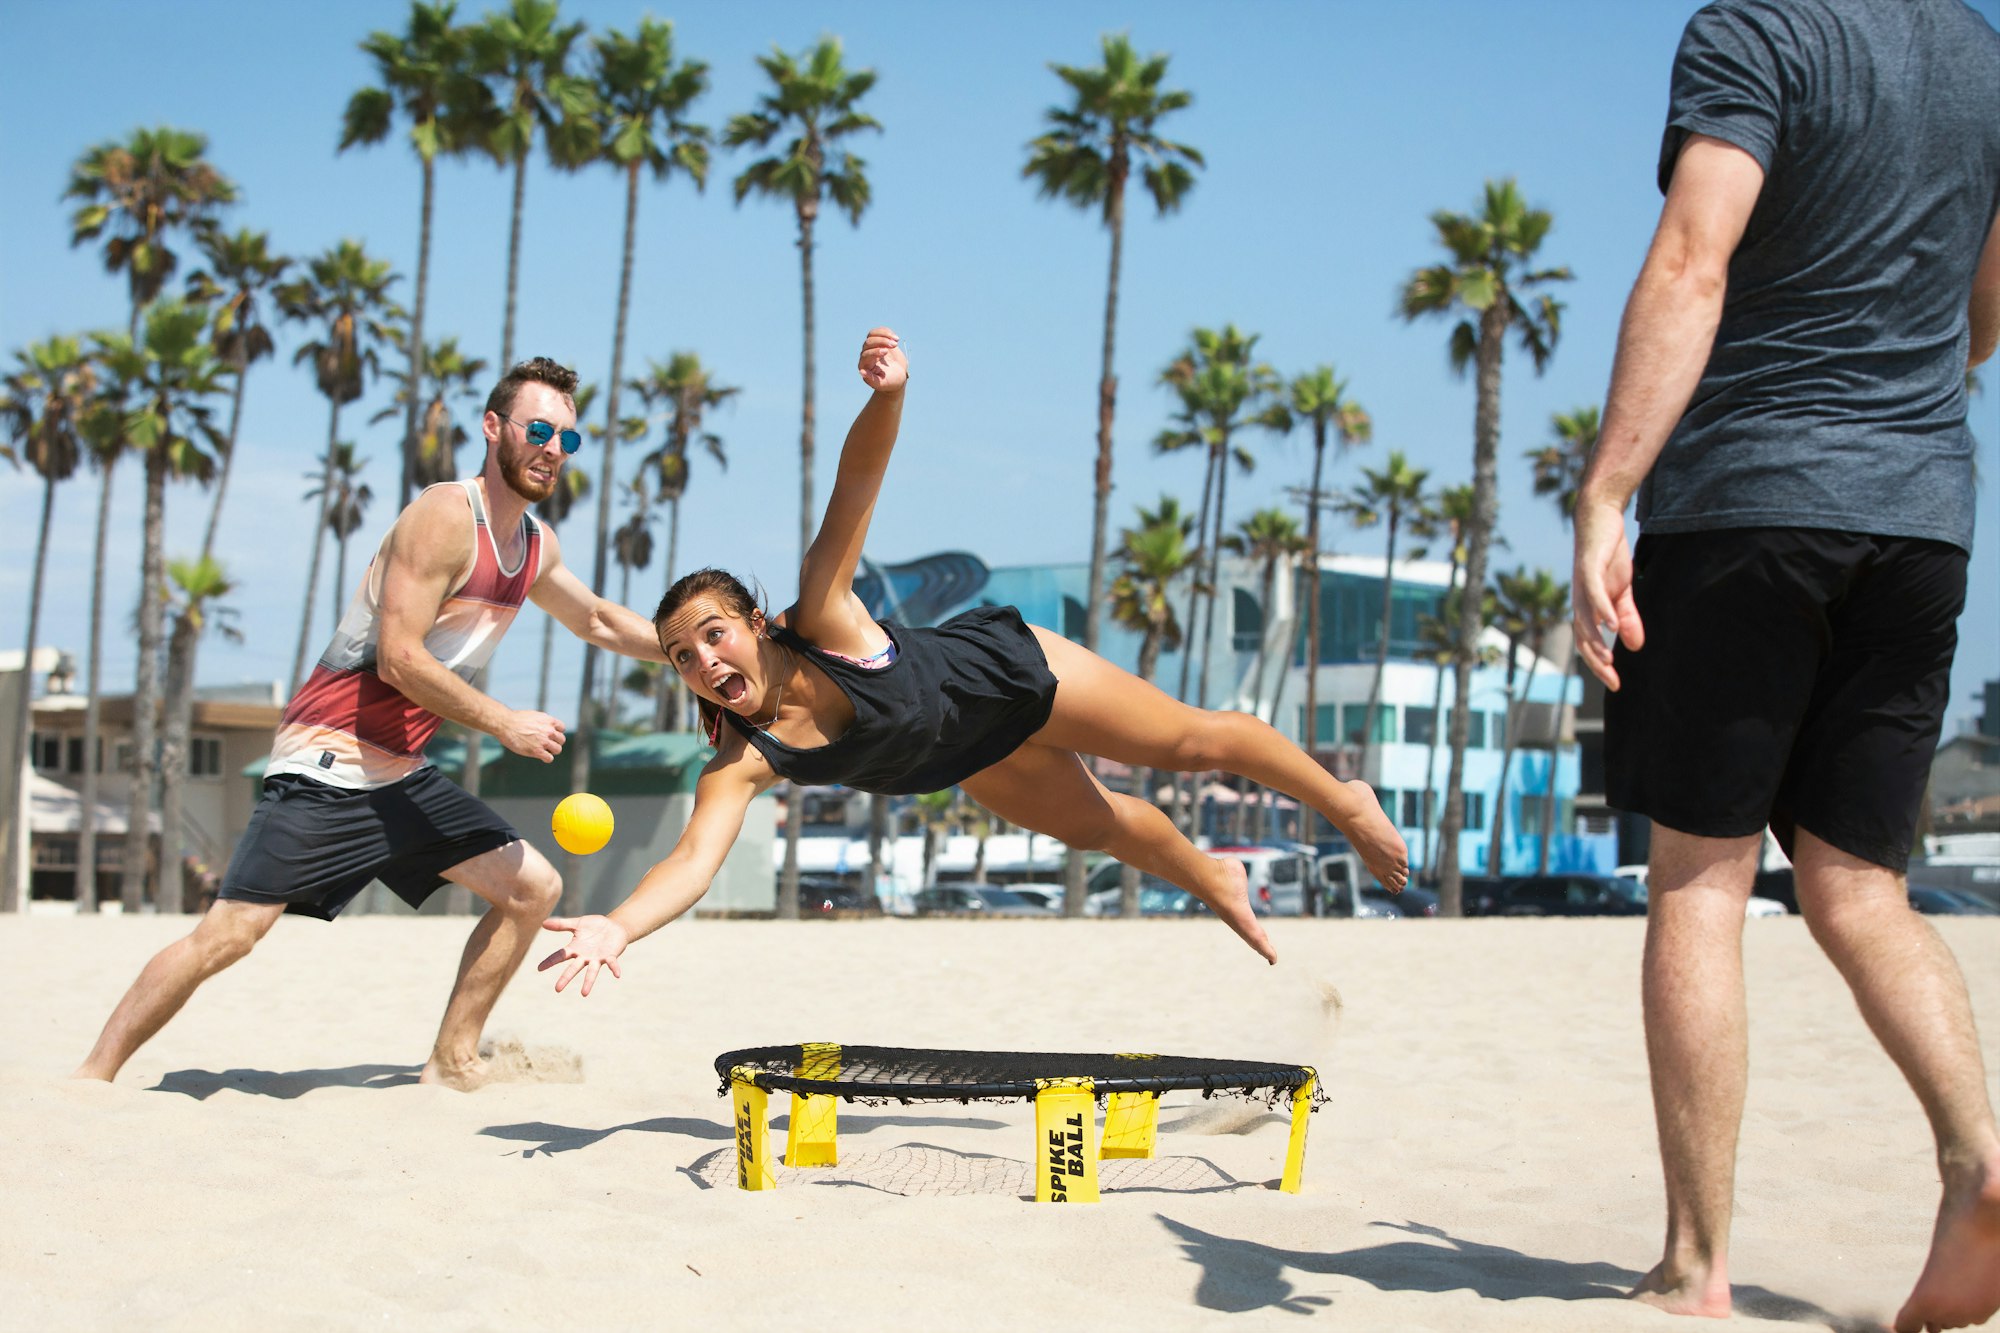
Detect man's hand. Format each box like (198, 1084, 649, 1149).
(538, 915, 629, 996)
(858, 327, 908, 393)
(498, 709, 566, 762)
(1572, 497, 1644, 691)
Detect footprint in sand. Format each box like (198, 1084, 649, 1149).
(477, 1036, 585, 1084)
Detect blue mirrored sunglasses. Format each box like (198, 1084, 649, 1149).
(507, 416, 583, 455)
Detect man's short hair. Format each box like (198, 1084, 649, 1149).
(485, 356, 579, 420)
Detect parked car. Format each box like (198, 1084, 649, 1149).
(1361, 883, 1438, 918)
(1208, 844, 1319, 916)
(911, 884, 1055, 917)
(1617, 862, 1785, 917)
(1461, 873, 1648, 917)
(795, 876, 882, 916)
(1003, 883, 1065, 912)
(1909, 884, 2000, 916)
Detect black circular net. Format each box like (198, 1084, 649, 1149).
(715, 1044, 1325, 1110)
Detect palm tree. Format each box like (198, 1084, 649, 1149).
(1413, 581, 1497, 879)
(1527, 405, 1599, 871)
(1486, 567, 1569, 878)
(156, 555, 241, 914)
(1399, 178, 1572, 915)
(66, 126, 234, 915)
(630, 351, 737, 729)
(304, 443, 375, 627)
(373, 336, 489, 489)
(1332, 451, 1432, 784)
(69, 383, 129, 914)
(92, 300, 229, 911)
(184, 228, 289, 563)
(1412, 483, 1474, 878)
(1, 338, 93, 912)
(1281, 367, 1371, 802)
(564, 19, 711, 854)
(341, 0, 486, 506)
(66, 127, 238, 340)
(470, 0, 594, 368)
(610, 491, 655, 678)
(1107, 495, 1196, 917)
(726, 35, 877, 921)
(1220, 507, 1307, 838)
(277, 241, 403, 695)
(1023, 33, 1202, 660)
(534, 383, 593, 713)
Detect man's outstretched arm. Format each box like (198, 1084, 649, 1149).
(528, 524, 670, 663)
(1572, 134, 1764, 690)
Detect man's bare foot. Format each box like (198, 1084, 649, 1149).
(419, 1054, 492, 1091)
(70, 1066, 114, 1083)
(1337, 779, 1411, 891)
(1631, 1260, 1732, 1319)
(1206, 856, 1276, 965)
(1896, 1153, 2000, 1333)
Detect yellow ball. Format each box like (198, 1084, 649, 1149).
(552, 792, 614, 855)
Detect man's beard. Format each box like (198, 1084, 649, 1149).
(498, 443, 559, 503)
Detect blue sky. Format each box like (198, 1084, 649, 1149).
(4, 0, 1996, 732)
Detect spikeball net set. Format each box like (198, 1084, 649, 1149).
(714, 1043, 1326, 1203)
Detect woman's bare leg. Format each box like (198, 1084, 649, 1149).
(1028, 626, 1410, 890)
(961, 741, 1274, 963)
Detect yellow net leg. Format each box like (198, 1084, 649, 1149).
(1280, 1073, 1316, 1194)
(786, 1042, 841, 1167)
(1034, 1079, 1099, 1203)
(731, 1076, 775, 1192)
(1100, 1091, 1158, 1159)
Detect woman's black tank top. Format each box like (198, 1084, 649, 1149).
(722, 604, 1058, 795)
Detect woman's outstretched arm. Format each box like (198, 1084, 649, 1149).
(537, 750, 769, 995)
(790, 328, 909, 650)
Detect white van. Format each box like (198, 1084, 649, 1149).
(1209, 845, 1318, 916)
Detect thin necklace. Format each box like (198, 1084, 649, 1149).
(750, 640, 791, 731)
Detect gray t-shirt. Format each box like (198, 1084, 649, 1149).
(1638, 0, 2000, 553)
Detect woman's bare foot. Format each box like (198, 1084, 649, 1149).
(1631, 1260, 1732, 1319)
(1896, 1153, 2000, 1333)
(1338, 780, 1411, 891)
(1202, 856, 1276, 964)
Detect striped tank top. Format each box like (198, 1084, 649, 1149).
(266, 480, 543, 790)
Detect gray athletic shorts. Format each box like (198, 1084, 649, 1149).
(216, 767, 519, 920)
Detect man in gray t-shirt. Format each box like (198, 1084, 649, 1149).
(1571, 0, 2000, 1326)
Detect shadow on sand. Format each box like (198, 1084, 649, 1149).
(1157, 1217, 1878, 1330)
(151, 1064, 420, 1099)
(479, 1110, 1010, 1161)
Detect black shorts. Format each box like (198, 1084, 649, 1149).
(1605, 528, 1966, 873)
(216, 767, 520, 920)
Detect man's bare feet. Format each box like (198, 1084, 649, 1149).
(1338, 779, 1411, 891)
(1205, 856, 1276, 965)
(1896, 1153, 2000, 1333)
(1631, 1260, 1732, 1319)
(419, 1054, 492, 1091)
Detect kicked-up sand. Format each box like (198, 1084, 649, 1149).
(2, 910, 1995, 1332)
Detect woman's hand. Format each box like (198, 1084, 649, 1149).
(537, 914, 630, 996)
(858, 327, 908, 393)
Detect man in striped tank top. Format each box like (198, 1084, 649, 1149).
(75, 356, 670, 1091)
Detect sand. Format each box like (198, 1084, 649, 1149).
(3, 911, 1995, 1332)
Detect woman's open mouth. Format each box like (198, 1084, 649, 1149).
(714, 672, 750, 707)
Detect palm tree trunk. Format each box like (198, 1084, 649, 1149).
(1199, 448, 1231, 713)
(157, 611, 198, 915)
(1536, 653, 1575, 873)
(3, 476, 58, 912)
(568, 161, 642, 906)
(1488, 658, 1539, 877)
(1302, 420, 1327, 842)
(402, 156, 434, 508)
(1084, 180, 1125, 657)
(778, 206, 818, 923)
(1122, 628, 1163, 918)
(291, 403, 342, 696)
(1357, 511, 1399, 783)
(501, 149, 526, 370)
(1171, 450, 1217, 834)
(77, 460, 117, 914)
(333, 528, 350, 633)
(1438, 306, 1507, 916)
(657, 496, 683, 730)
(200, 349, 250, 563)
(1420, 550, 1461, 881)
(121, 447, 169, 912)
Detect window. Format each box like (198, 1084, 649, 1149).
(1299, 704, 1340, 748)
(1519, 794, 1542, 838)
(1399, 790, 1425, 827)
(66, 735, 97, 775)
(1463, 792, 1486, 830)
(190, 736, 224, 779)
(1491, 710, 1506, 751)
(1340, 703, 1395, 745)
(31, 732, 61, 771)
(1232, 589, 1264, 653)
(1405, 706, 1436, 746)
